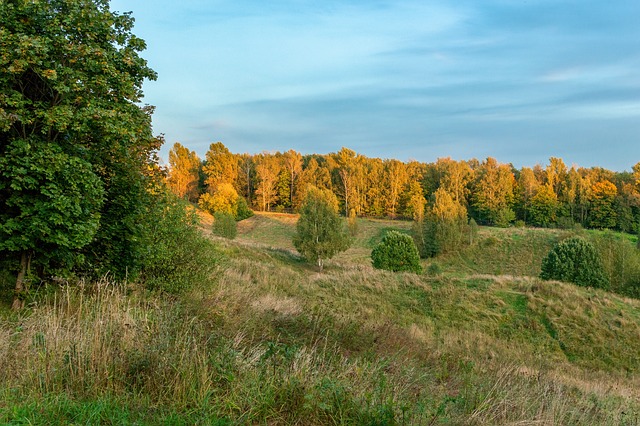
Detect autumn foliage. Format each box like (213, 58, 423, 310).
(166, 143, 640, 238)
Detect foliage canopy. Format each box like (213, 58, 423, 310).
(0, 0, 160, 305)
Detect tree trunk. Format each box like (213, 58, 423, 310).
(12, 251, 28, 310)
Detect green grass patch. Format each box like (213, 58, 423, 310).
(3, 217, 640, 424)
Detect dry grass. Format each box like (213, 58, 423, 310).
(2, 215, 640, 424)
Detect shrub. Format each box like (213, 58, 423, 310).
(493, 207, 516, 228)
(372, 231, 422, 273)
(540, 237, 609, 289)
(234, 196, 254, 221)
(212, 212, 237, 239)
(141, 193, 218, 294)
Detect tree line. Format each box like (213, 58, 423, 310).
(167, 142, 640, 233)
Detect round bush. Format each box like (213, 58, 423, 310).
(372, 231, 422, 273)
(540, 237, 609, 289)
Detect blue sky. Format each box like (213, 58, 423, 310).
(110, 0, 640, 171)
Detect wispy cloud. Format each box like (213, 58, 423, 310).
(111, 0, 640, 170)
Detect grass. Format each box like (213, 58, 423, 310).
(1, 212, 640, 424)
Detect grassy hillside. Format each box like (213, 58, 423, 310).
(1, 212, 639, 424)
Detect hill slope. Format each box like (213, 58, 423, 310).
(200, 213, 640, 423)
(1, 212, 639, 424)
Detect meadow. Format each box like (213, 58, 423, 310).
(1, 212, 639, 425)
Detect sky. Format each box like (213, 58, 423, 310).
(109, 0, 640, 171)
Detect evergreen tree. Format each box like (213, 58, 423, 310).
(540, 237, 609, 289)
(372, 231, 422, 273)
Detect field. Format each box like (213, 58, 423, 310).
(1, 212, 640, 424)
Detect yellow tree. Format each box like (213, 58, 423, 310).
(404, 181, 426, 221)
(299, 156, 332, 196)
(167, 142, 201, 202)
(471, 157, 515, 226)
(198, 183, 239, 215)
(419, 187, 469, 257)
(332, 147, 359, 216)
(435, 158, 472, 204)
(528, 184, 558, 227)
(544, 157, 567, 197)
(431, 187, 467, 223)
(589, 180, 617, 229)
(383, 159, 408, 218)
(283, 149, 303, 209)
(633, 162, 640, 189)
(516, 166, 539, 223)
(255, 152, 281, 211)
(364, 157, 385, 216)
(202, 142, 237, 192)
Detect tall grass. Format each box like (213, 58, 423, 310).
(2, 214, 640, 424)
(4, 275, 638, 425)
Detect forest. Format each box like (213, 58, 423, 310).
(167, 141, 640, 233)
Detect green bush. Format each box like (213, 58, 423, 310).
(141, 193, 218, 294)
(212, 212, 237, 239)
(234, 196, 254, 221)
(540, 237, 609, 289)
(372, 231, 422, 273)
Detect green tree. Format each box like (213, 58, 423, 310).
(276, 168, 292, 209)
(140, 192, 217, 294)
(0, 141, 104, 308)
(415, 187, 470, 258)
(540, 237, 609, 289)
(528, 185, 558, 227)
(234, 196, 254, 221)
(0, 0, 157, 305)
(293, 187, 350, 271)
(371, 231, 422, 273)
